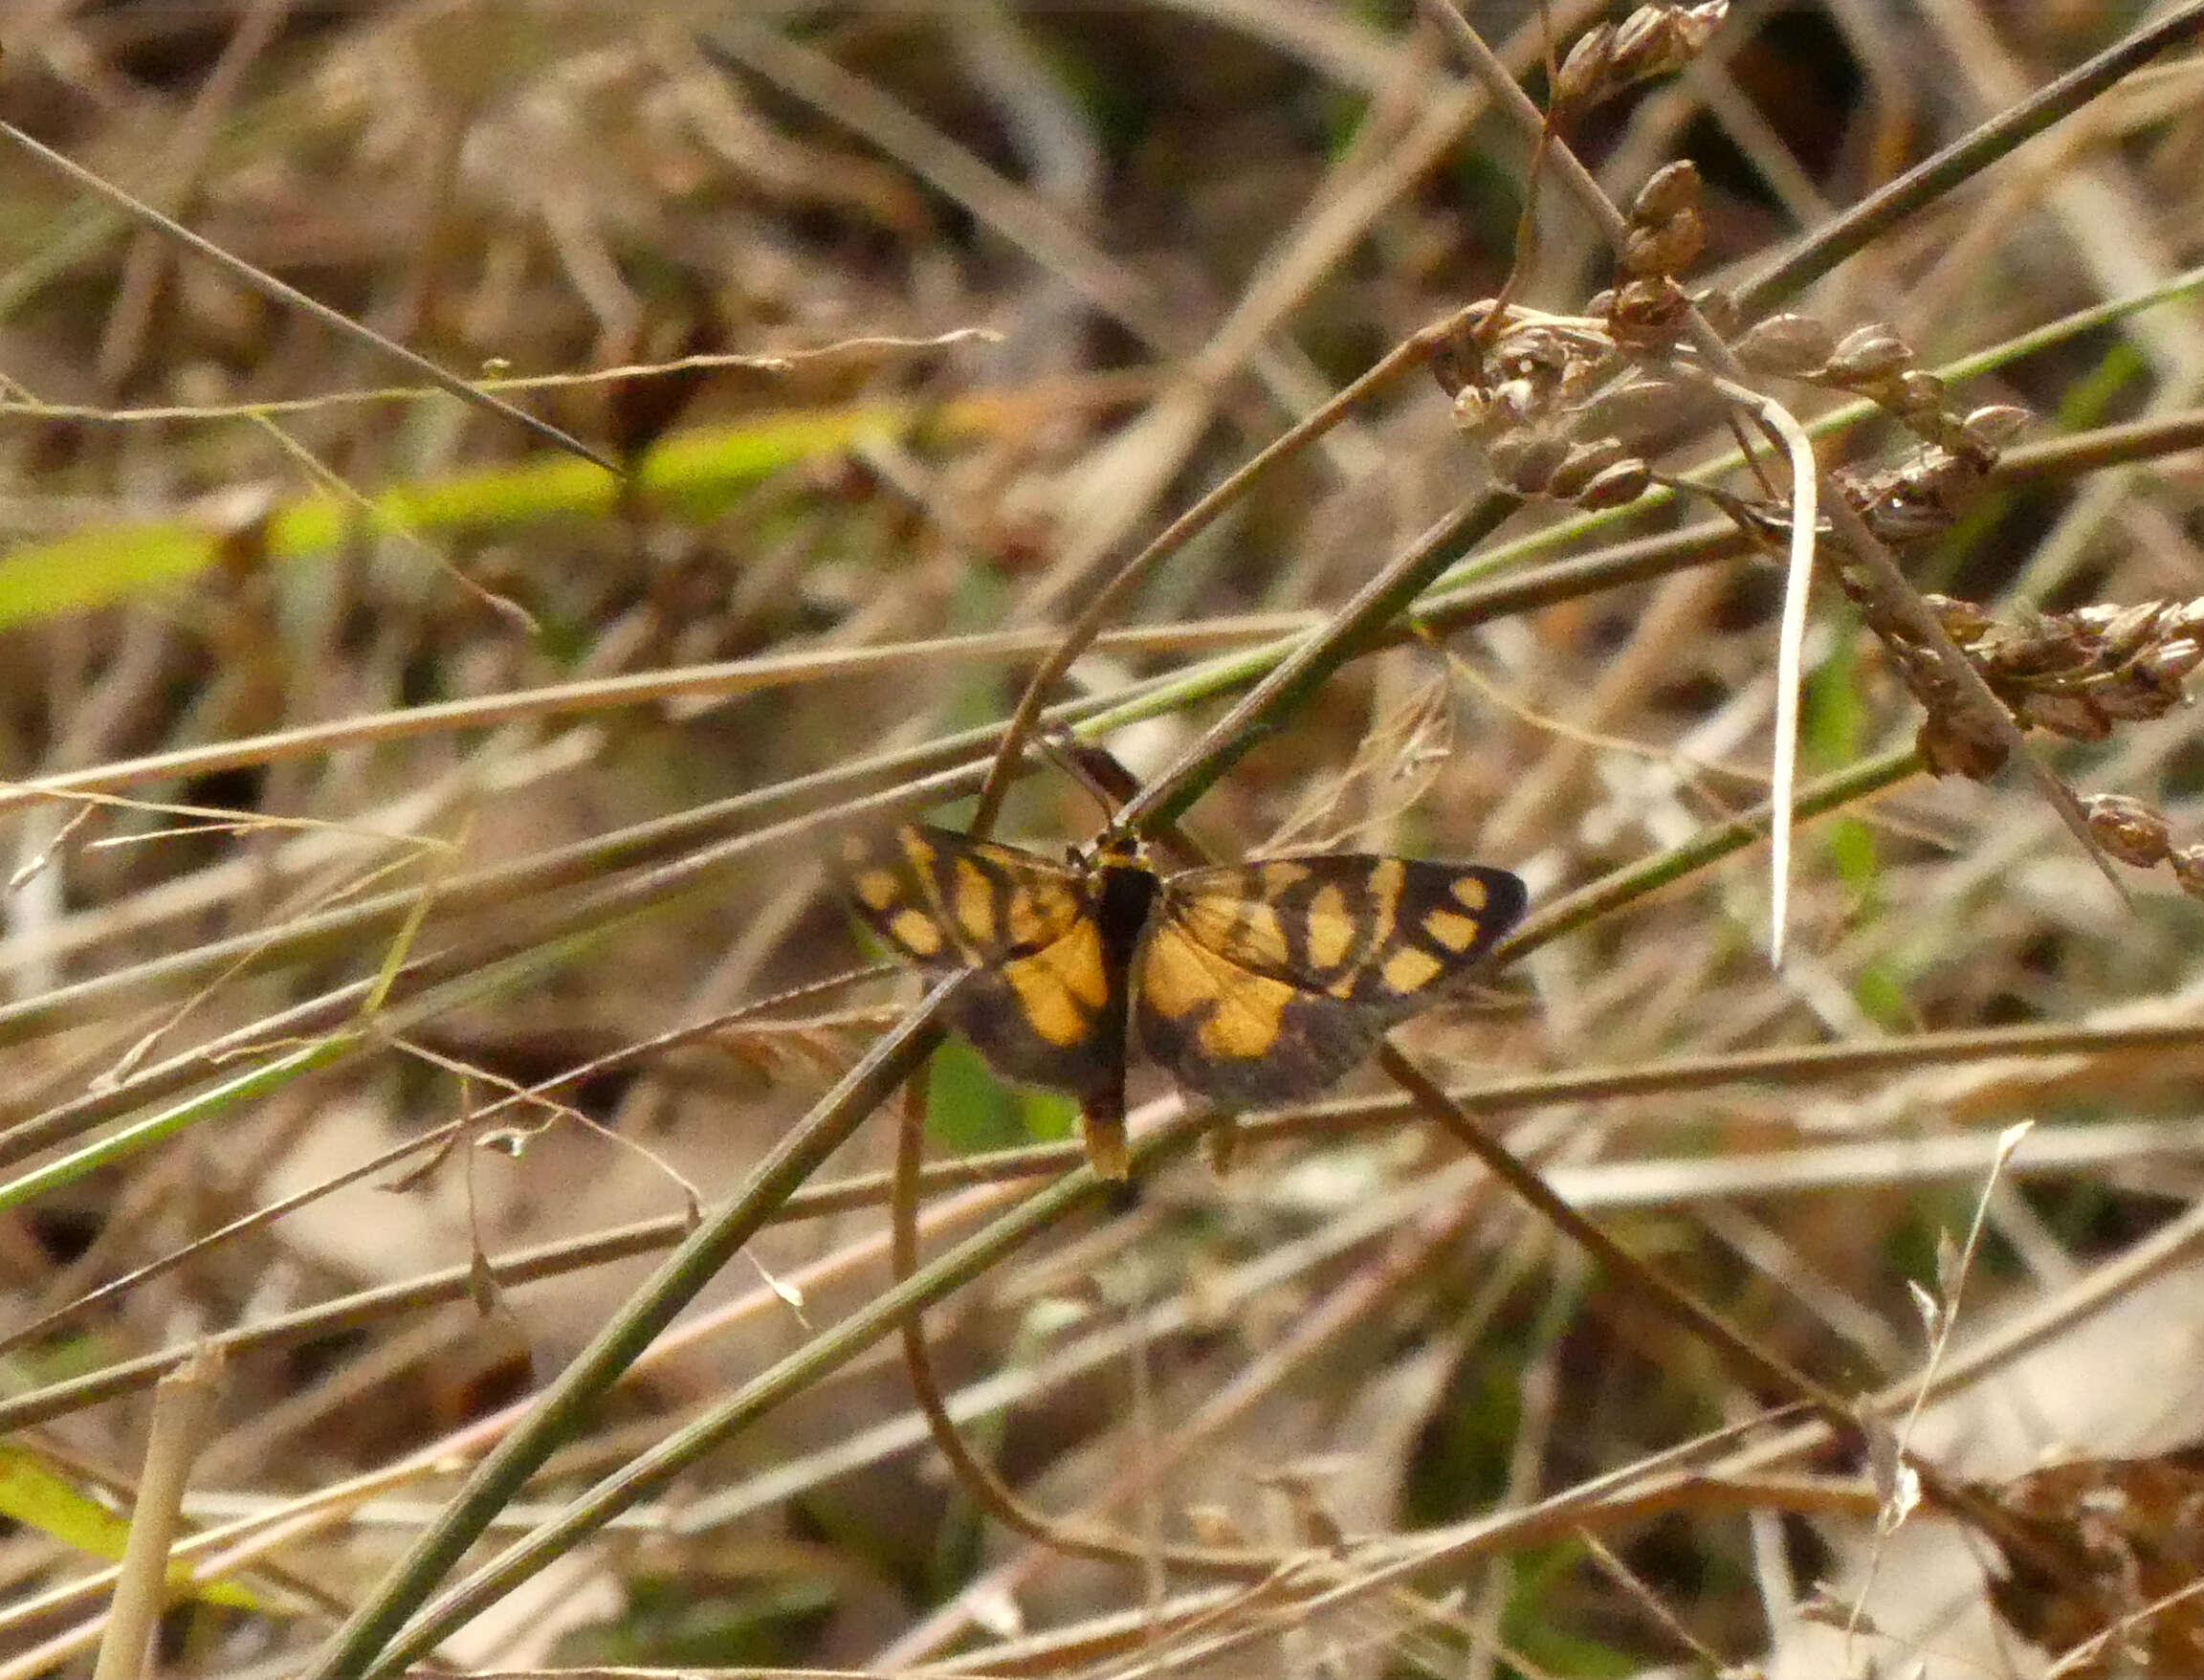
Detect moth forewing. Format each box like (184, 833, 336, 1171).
(842, 825, 1089, 968)
(1132, 853, 1527, 1104)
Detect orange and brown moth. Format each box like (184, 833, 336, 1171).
(844, 825, 1527, 1179)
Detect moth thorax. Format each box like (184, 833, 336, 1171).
(1091, 852, 1161, 966)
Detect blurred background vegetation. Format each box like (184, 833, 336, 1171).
(5, 4, 2204, 1677)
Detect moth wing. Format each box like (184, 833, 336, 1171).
(842, 824, 1088, 968)
(844, 825, 1131, 1166)
(1134, 855, 1526, 1106)
(1162, 855, 1525, 999)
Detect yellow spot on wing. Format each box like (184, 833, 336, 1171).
(1423, 908, 1481, 952)
(1001, 919, 1110, 1047)
(1139, 922, 1288, 1061)
(1002, 958, 1089, 1046)
(1137, 922, 1216, 1021)
(1257, 861, 1310, 895)
(1319, 859, 1403, 998)
(954, 859, 995, 944)
(890, 909, 945, 957)
(1382, 945, 1443, 994)
(1044, 917, 1111, 1008)
(1451, 875, 1488, 911)
(855, 869, 900, 912)
(1368, 858, 1404, 928)
(1198, 973, 1289, 1060)
(1304, 884, 1354, 967)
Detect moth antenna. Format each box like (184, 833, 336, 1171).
(1036, 728, 1142, 828)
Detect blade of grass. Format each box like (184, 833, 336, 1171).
(0, 120, 616, 475)
(92, 1346, 225, 1680)
(1122, 493, 1521, 829)
(0, 390, 1049, 630)
(1734, 2, 2204, 320)
(1707, 379, 1820, 968)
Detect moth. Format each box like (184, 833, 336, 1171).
(844, 824, 1527, 1178)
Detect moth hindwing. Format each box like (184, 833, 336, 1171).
(843, 825, 1528, 1178)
